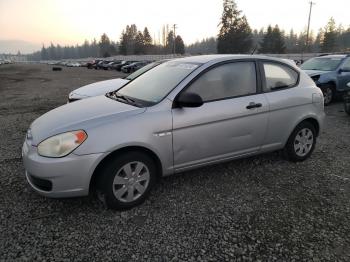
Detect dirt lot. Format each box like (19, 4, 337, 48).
(0, 63, 350, 261)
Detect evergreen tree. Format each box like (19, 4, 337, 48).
(285, 29, 298, 53)
(166, 30, 175, 54)
(99, 33, 112, 57)
(175, 35, 185, 54)
(186, 37, 217, 54)
(40, 45, 48, 60)
(135, 31, 145, 54)
(217, 0, 252, 53)
(259, 25, 286, 53)
(322, 18, 338, 52)
(143, 27, 153, 54)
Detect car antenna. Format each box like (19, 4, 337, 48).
(251, 45, 258, 55)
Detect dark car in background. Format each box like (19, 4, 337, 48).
(113, 61, 137, 71)
(301, 54, 350, 105)
(121, 61, 149, 73)
(87, 60, 102, 69)
(95, 60, 112, 70)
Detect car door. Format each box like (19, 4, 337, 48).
(171, 61, 269, 171)
(259, 61, 304, 150)
(338, 58, 350, 91)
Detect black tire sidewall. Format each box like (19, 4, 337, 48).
(98, 152, 157, 210)
(344, 98, 350, 115)
(284, 122, 317, 162)
(322, 85, 334, 106)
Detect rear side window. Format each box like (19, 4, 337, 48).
(263, 63, 298, 92)
(185, 62, 257, 102)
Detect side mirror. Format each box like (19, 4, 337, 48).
(339, 68, 350, 74)
(176, 92, 203, 108)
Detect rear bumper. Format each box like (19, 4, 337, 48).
(22, 140, 105, 198)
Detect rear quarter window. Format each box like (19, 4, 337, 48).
(263, 62, 299, 92)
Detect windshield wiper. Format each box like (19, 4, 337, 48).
(114, 92, 135, 103)
(107, 92, 141, 107)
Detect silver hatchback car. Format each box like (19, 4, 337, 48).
(22, 55, 325, 209)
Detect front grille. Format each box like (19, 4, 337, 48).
(28, 174, 52, 191)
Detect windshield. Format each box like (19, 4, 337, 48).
(117, 61, 201, 105)
(125, 62, 159, 80)
(301, 57, 343, 71)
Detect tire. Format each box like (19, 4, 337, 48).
(344, 94, 350, 116)
(345, 102, 350, 116)
(96, 151, 157, 210)
(321, 85, 334, 106)
(284, 121, 317, 162)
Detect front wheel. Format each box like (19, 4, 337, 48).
(96, 152, 157, 210)
(284, 122, 316, 162)
(344, 94, 350, 116)
(321, 85, 334, 106)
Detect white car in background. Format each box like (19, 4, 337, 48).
(68, 60, 166, 102)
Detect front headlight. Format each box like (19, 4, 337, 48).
(37, 130, 87, 158)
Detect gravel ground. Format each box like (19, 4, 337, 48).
(0, 63, 350, 261)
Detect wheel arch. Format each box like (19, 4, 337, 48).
(89, 146, 163, 194)
(292, 116, 320, 138)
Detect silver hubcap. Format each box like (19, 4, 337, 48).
(323, 88, 332, 104)
(294, 128, 314, 157)
(112, 161, 150, 203)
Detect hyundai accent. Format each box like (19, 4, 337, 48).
(22, 55, 325, 210)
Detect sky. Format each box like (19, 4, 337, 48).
(0, 0, 349, 53)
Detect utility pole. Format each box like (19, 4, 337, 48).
(306, 1, 316, 51)
(173, 24, 177, 55)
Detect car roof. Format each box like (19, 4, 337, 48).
(169, 54, 292, 65)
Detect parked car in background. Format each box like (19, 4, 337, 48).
(87, 60, 101, 69)
(79, 62, 88, 67)
(121, 61, 149, 73)
(95, 60, 111, 70)
(106, 61, 122, 70)
(301, 54, 350, 105)
(68, 60, 167, 102)
(114, 61, 137, 71)
(344, 82, 350, 115)
(23, 55, 325, 210)
(66, 62, 80, 67)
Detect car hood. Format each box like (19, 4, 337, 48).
(30, 95, 145, 145)
(70, 78, 129, 98)
(303, 70, 328, 77)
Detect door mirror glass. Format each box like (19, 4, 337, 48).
(339, 68, 350, 73)
(176, 92, 203, 108)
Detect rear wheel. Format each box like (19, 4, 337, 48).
(284, 121, 316, 162)
(96, 152, 157, 210)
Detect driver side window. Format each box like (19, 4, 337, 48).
(185, 62, 257, 102)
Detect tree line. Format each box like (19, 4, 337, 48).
(189, 0, 350, 55)
(27, 25, 185, 61)
(27, 0, 350, 60)
(216, 0, 350, 54)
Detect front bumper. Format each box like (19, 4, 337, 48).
(22, 139, 104, 198)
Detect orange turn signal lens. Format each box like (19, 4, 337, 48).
(74, 130, 87, 144)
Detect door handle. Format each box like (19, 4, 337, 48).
(246, 102, 262, 109)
